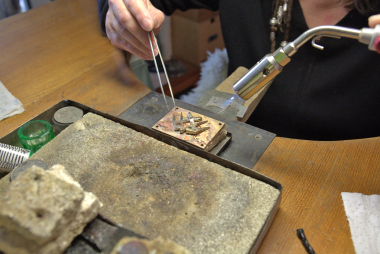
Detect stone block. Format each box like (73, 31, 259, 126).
(0, 165, 101, 254)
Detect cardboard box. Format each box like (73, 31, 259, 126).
(172, 13, 225, 66)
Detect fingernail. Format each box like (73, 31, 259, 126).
(142, 18, 153, 31)
(154, 48, 158, 56)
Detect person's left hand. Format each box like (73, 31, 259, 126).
(369, 14, 380, 27)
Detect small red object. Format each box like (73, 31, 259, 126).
(374, 35, 380, 54)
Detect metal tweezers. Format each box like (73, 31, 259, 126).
(148, 31, 176, 110)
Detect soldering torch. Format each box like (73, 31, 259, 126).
(232, 25, 380, 100)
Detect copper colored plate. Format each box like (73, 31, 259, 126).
(152, 107, 225, 150)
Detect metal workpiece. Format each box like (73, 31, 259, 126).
(186, 112, 209, 135)
(232, 54, 281, 100)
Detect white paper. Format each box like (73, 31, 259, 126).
(0, 81, 25, 121)
(341, 192, 380, 254)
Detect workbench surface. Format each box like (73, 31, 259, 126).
(0, 0, 379, 253)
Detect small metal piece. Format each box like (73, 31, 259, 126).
(280, 41, 288, 47)
(152, 106, 227, 151)
(148, 31, 169, 110)
(53, 106, 83, 124)
(283, 0, 288, 12)
(172, 113, 202, 134)
(186, 126, 210, 135)
(10, 159, 48, 181)
(254, 134, 262, 140)
(270, 31, 276, 40)
(277, 6, 284, 25)
(118, 241, 149, 254)
(269, 18, 278, 26)
(183, 116, 202, 123)
(53, 106, 84, 133)
(185, 113, 209, 135)
(172, 113, 186, 133)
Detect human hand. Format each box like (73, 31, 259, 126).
(368, 14, 380, 28)
(105, 0, 165, 60)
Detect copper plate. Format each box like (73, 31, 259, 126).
(152, 107, 225, 150)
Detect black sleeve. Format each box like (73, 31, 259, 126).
(96, 0, 220, 32)
(97, 0, 108, 32)
(150, 0, 219, 15)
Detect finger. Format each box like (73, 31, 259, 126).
(109, 1, 153, 50)
(111, 33, 153, 60)
(147, 2, 165, 30)
(106, 12, 154, 59)
(124, 0, 156, 31)
(111, 16, 157, 57)
(369, 14, 380, 28)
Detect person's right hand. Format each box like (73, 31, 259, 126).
(105, 0, 165, 60)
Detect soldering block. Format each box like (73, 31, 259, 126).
(28, 113, 280, 254)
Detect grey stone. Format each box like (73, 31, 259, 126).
(28, 113, 280, 254)
(0, 165, 101, 254)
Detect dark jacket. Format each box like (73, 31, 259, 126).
(97, 0, 380, 141)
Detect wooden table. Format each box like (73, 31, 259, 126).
(0, 0, 150, 136)
(0, 0, 379, 253)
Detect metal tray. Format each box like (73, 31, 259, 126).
(0, 100, 282, 254)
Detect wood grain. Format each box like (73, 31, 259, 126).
(255, 137, 380, 254)
(0, 0, 150, 137)
(0, 1, 379, 254)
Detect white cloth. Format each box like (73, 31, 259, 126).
(0, 81, 24, 121)
(341, 192, 380, 254)
(180, 48, 229, 105)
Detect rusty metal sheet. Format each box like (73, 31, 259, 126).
(119, 92, 276, 169)
(152, 107, 225, 151)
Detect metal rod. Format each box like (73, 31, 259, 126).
(148, 31, 169, 110)
(153, 35, 176, 108)
(285, 25, 361, 56)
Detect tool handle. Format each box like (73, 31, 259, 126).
(0, 143, 30, 172)
(359, 24, 380, 53)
